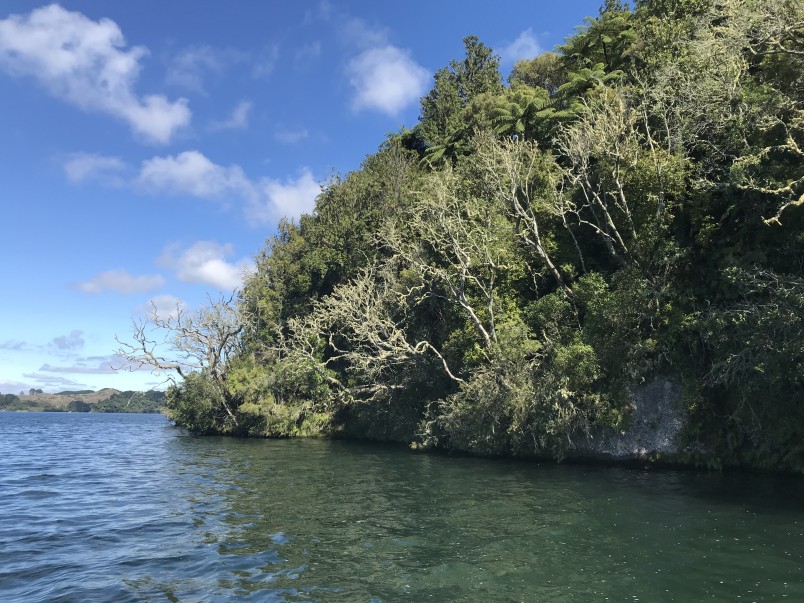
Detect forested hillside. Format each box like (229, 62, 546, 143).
(132, 0, 803, 471)
(0, 389, 164, 413)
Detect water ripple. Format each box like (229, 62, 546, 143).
(1, 412, 803, 601)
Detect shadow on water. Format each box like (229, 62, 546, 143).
(1, 414, 801, 602)
(153, 434, 804, 602)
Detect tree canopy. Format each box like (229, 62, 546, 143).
(140, 0, 804, 472)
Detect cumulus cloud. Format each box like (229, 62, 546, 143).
(309, 5, 426, 116)
(64, 149, 320, 224)
(347, 46, 429, 116)
(210, 100, 253, 131)
(501, 28, 543, 63)
(160, 241, 255, 291)
(142, 294, 185, 321)
(77, 269, 165, 294)
(137, 150, 319, 223)
(51, 330, 85, 351)
(63, 153, 126, 184)
(0, 4, 190, 144)
(138, 151, 255, 201)
(254, 168, 320, 223)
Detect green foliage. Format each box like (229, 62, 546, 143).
(165, 372, 233, 435)
(1, 390, 164, 413)
(509, 52, 567, 95)
(93, 391, 164, 413)
(0, 393, 21, 408)
(560, 1, 636, 73)
(168, 4, 804, 472)
(679, 267, 804, 470)
(67, 400, 91, 412)
(418, 36, 503, 164)
(492, 85, 552, 140)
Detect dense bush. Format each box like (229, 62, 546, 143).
(160, 0, 803, 471)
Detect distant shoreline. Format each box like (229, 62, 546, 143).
(0, 389, 165, 413)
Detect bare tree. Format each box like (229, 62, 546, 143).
(279, 261, 463, 403)
(115, 295, 243, 422)
(556, 88, 642, 267)
(640, 0, 804, 225)
(384, 165, 516, 353)
(475, 132, 576, 293)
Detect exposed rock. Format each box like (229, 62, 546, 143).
(574, 378, 686, 461)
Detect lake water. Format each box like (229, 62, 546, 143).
(0, 412, 802, 602)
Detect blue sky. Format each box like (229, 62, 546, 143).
(0, 0, 601, 394)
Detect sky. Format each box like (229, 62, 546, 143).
(0, 0, 602, 394)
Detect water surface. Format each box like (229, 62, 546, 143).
(0, 412, 801, 601)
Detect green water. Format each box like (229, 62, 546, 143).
(0, 413, 801, 601)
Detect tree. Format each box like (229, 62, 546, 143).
(281, 261, 465, 403)
(116, 295, 243, 426)
(555, 86, 686, 270)
(509, 52, 567, 96)
(492, 85, 552, 140)
(385, 163, 518, 354)
(418, 36, 503, 156)
(474, 132, 573, 294)
(560, 1, 636, 73)
(0, 394, 20, 408)
(67, 400, 91, 412)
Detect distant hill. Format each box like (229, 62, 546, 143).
(0, 389, 164, 413)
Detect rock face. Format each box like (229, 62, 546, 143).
(574, 379, 686, 461)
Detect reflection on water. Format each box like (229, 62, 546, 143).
(0, 412, 802, 602)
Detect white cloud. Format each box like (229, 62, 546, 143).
(51, 330, 85, 351)
(63, 152, 126, 183)
(274, 128, 309, 144)
(138, 151, 255, 201)
(0, 4, 190, 144)
(137, 150, 319, 223)
(62, 149, 321, 225)
(254, 168, 320, 223)
(346, 46, 429, 116)
(501, 28, 543, 64)
(160, 241, 255, 291)
(141, 294, 185, 321)
(78, 270, 165, 294)
(210, 100, 252, 131)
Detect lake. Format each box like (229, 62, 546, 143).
(0, 412, 801, 602)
